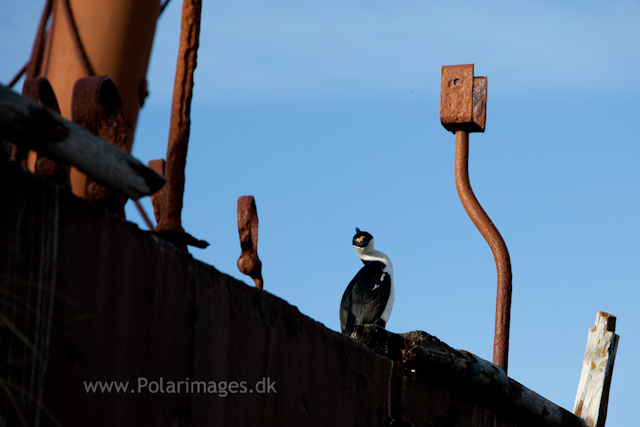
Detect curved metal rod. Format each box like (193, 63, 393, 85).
(454, 130, 512, 372)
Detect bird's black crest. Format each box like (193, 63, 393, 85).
(353, 228, 373, 248)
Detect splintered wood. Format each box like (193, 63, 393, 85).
(573, 311, 619, 427)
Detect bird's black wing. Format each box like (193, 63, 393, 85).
(340, 261, 391, 335)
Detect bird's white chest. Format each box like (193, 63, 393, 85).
(358, 250, 395, 323)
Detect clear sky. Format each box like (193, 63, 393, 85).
(2, 0, 639, 424)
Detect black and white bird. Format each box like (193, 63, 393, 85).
(340, 228, 394, 336)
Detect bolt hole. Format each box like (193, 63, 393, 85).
(454, 79, 461, 87)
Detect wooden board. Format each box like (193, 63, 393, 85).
(573, 311, 619, 427)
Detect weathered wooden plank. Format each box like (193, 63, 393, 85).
(573, 311, 619, 427)
(0, 84, 165, 199)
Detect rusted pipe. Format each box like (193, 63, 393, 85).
(155, 0, 202, 236)
(454, 129, 512, 372)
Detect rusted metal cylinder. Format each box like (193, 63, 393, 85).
(454, 130, 512, 372)
(36, 0, 161, 196)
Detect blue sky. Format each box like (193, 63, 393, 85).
(3, 0, 639, 424)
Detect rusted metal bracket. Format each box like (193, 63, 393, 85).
(9, 78, 62, 169)
(440, 64, 512, 373)
(22, 78, 60, 113)
(237, 196, 263, 289)
(10, 77, 71, 190)
(440, 64, 487, 134)
(72, 76, 128, 218)
(21, 77, 71, 190)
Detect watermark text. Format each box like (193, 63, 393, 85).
(83, 377, 276, 397)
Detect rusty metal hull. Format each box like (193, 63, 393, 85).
(1, 164, 577, 427)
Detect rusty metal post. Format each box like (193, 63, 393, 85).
(440, 64, 512, 372)
(154, 0, 202, 237)
(454, 129, 512, 372)
(237, 196, 263, 289)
